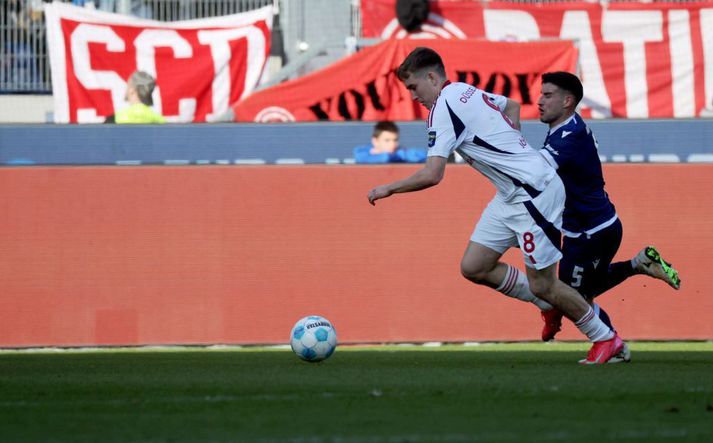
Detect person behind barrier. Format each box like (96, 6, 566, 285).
(109, 71, 165, 124)
(353, 121, 426, 163)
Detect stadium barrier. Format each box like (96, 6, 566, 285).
(1, 120, 713, 165)
(0, 164, 710, 347)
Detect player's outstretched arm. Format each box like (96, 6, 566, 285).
(367, 156, 448, 206)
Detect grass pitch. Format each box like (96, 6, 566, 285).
(1, 342, 712, 442)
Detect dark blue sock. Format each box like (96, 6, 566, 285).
(597, 305, 614, 331)
(598, 261, 636, 294)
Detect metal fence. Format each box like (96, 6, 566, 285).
(1, 1, 49, 92)
(90, 0, 276, 21)
(1, 0, 362, 93)
(0, 0, 283, 93)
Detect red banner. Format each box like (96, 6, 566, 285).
(45, 3, 272, 123)
(233, 39, 577, 122)
(362, 0, 713, 119)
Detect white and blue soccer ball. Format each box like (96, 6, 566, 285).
(290, 315, 337, 362)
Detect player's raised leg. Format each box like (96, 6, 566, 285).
(632, 246, 681, 289)
(576, 245, 680, 296)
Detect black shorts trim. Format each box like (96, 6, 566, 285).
(523, 200, 562, 252)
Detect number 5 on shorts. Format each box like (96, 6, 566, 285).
(571, 265, 584, 288)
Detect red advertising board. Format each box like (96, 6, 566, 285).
(0, 165, 710, 347)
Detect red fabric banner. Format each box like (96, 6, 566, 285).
(233, 39, 577, 122)
(361, 0, 713, 119)
(44, 3, 272, 123)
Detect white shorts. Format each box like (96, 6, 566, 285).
(470, 176, 565, 270)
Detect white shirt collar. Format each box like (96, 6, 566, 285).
(548, 113, 577, 135)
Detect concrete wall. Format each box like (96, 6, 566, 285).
(0, 95, 53, 123)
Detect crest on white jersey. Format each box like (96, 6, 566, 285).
(428, 131, 437, 147)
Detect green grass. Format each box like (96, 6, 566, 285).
(1, 342, 712, 442)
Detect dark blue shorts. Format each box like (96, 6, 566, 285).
(558, 218, 623, 299)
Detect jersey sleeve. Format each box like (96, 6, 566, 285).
(542, 134, 580, 169)
(427, 98, 468, 159)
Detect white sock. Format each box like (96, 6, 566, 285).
(631, 252, 647, 270)
(575, 306, 614, 342)
(496, 264, 553, 311)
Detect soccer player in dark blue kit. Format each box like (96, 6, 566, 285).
(536, 72, 681, 361)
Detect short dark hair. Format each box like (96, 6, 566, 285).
(542, 71, 583, 106)
(373, 121, 399, 138)
(397, 47, 446, 80)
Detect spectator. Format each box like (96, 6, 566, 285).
(108, 71, 165, 124)
(353, 121, 426, 163)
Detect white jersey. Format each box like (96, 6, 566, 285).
(427, 82, 556, 203)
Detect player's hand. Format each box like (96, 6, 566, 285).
(367, 185, 392, 206)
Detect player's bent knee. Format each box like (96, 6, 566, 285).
(460, 262, 491, 284)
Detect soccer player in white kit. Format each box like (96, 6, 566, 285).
(367, 47, 625, 364)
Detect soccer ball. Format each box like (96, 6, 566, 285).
(290, 315, 337, 362)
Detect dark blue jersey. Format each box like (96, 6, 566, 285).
(540, 113, 616, 234)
